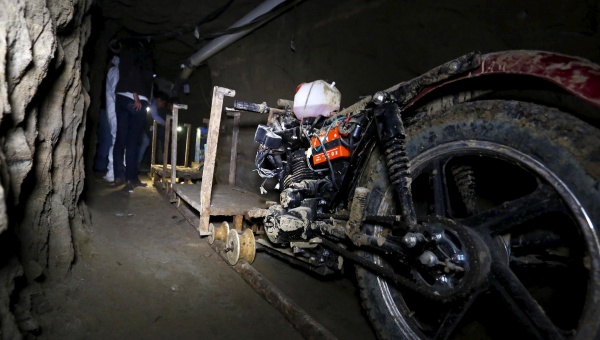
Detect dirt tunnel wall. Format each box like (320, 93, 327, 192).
(1, 0, 93, 336)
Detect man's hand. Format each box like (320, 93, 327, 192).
(133, 93, 142, 111)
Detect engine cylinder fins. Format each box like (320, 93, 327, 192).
(283, 150, 318, 188)
(226, 229, 256, 265)
(208, 221, 230, 245)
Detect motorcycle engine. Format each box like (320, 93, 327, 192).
(254, 110, 362, 246)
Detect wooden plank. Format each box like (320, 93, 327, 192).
(195, 127, 201, 163)
(199, 87, 235, 235)
(170, 104, 188, 201)
(174, 183, 201, 211)
(170, 106, 179, 201)
(163, 116, 172, 191)
(228, 112, 240, 186)
(151, 120, 158, 183)
(174, 184, 267, 217)
(184, 123, 192, 167)
(151, 120, 157, 167)
(175, 197, 200, 228)
(151, 164, 203, 180)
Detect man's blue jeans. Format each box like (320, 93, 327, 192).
(114, 95, 148, 181)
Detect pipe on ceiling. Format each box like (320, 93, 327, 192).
(178, 0, 287, 82)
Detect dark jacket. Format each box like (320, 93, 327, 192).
(115, 40, 153, 99)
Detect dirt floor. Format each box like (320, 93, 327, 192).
(35, 173, 377, 339)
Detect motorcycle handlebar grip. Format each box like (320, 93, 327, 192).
(233, 100, 264, 113)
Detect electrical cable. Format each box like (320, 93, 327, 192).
(316, 134, 338, 190)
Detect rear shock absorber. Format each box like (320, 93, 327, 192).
(374, 101, 418, 230)
(451, 165, 478, 215)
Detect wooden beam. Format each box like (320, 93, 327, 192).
(170, 104, 188, 202)
(150, 120, 158, 182)
(170, 110, 178, 199)
(151, 120, 157, 167)
(184, 123, 192, 167)
(233, 214, 243, 231)
(195, 127, 202, 164)
(199, 86, 235, 235)
(163, 116, 172, 191)
(227, 112, 240, 186)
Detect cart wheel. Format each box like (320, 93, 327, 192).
(226, 229, 240, 265)
(239, 229, 256, 264)
(208, 221, 229, 245)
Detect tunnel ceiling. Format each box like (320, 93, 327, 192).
(98, 0, 275, 81)
(100, 0, 261, 35)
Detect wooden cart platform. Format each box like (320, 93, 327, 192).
(151, 163, 203, 183)
(157, 87, 271, 236)
(173, 183, 267, 216)
(171, 183, 269, 235)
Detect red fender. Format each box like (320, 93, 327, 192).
(406, 50, 600, 109)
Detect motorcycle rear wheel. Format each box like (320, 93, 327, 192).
(355, 100, 600, 339)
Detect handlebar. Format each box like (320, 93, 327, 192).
(231, 100, 285, 115)
(233, 100, 265, 113)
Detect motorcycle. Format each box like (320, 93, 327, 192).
(234, 50, 600, 339)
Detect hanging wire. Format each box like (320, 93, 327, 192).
(254, 148, 276, 178)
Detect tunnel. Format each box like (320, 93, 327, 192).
(1, 0, 600, 339)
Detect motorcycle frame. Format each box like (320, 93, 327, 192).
(312, 49, 600, 272)
(254, 50, 600, 281)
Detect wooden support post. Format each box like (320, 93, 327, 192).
(151, 121, 158, 168)
(163, 116, 172, 191)
(195, 127, 201, 164)
(233, 215, 243, 232)
(171, 104, 188, 202)
(227, 112, 240, 186)
(199, 86, 235, 235)
(150, 120, 158, 183)
(184, 123, 192, 167)
(170, 109, 178, 196)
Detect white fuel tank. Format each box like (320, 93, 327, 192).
(293, 80, 341, 120)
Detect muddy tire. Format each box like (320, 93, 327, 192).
(355, 100, 600, 339)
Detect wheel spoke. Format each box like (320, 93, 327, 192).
(491, 261, 564, 339)
(459, 184, 563, 235)
(433, 291, 480, 340)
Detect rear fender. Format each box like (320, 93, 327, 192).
(404, 50, 600, 112)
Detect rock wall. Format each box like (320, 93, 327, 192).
(0, 0, 93, 337)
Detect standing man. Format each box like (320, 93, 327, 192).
(113, 39, 154, 190)
(103, 55, 119, 183)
